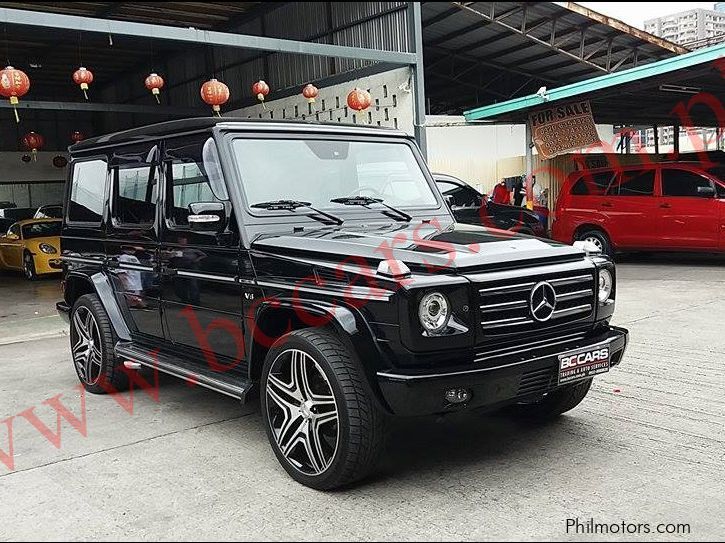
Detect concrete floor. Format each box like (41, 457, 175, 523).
(0, 255, 723, 541)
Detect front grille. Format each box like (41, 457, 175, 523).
(476, 262, 596, 337)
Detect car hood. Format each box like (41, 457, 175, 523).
(251, 222, 583, 272)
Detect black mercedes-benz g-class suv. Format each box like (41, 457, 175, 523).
(56, 118, 628, 490)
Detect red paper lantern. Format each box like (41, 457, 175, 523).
(73, 67, 94, 100)
(200, 78, 230, 116)
(0, 66, 30, 123)
(71, 131, 85, 144)
(252, 80, 270, 103)
(347, 88, 372, 112)
(302, 84, 319, 104)
(21, 131, 44, 162)
(145, 72, 165, 104)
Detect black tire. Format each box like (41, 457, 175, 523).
(512, 378, 593, 420)
(576, 228, 612, 257)
(70, 294, 129, 394)
(23, 251, 37, 281)
(261, 328, 387, 490)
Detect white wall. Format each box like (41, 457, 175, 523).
(0, 152, 68, 183)
(227, 67, 415, 135)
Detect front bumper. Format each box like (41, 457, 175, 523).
(377, 325, 628, 416)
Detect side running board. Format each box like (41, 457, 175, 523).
(115, 342, 253, 402)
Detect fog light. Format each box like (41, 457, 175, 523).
(445, 388, 471, 404)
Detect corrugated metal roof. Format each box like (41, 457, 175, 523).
(423, 1, 688, 114)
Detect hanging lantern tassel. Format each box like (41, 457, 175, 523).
(0, 66, 31, 124)
(10, 96, 19, 123)
(252, 80, 270, 110)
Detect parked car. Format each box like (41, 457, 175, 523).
(34, 204, 63, 219)
(0, 207, 35, 221)
(434, 173, 547, 237)
(56, 118, 628, 490)
(552, 162, 725, 255)
(0, 218, 62, 279)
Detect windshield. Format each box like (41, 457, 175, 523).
(22, 221, 61, 239)
(232, 138, 439, 212)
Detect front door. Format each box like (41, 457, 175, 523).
(0, 223, 23, 269)
(105, 143, 165, 342)
(606, 168, 661, 249)
(659, 167, 720, 250)
(159, 135, 245, 372)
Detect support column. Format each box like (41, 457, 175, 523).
(525, 120, 534, 210)
(407, 1, 427, 159)
(653, 124, 659, 155)
(673, 123, 680, 158)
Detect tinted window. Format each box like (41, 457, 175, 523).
(437, 180, 481, 207)
(111, 145, 159, 226)
(571, 171, 616, 196)
(69, 159, 107, 223)
(615, 169, 655, 196)
(662, 169, 713, 197)
(22, 221, 61, 239)
(166, 137, 228, 228)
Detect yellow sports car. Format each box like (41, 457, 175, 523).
(0, 218, 62, 280)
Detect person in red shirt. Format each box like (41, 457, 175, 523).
(491, 180, 511, 205)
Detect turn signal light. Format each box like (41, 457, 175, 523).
(445, 388, 471, 404)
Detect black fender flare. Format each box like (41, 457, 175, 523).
(246, 297, 393, 411)
(88, 272, 132, 342)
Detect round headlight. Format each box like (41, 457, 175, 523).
(39, 243, 57, 254)
(419, 292, 450, 335)
(598, 269, 613, 303)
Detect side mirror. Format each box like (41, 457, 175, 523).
(697, 186, 716, 198)
(187, 202, 227, 232)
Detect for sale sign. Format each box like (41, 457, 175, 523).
(529, 100, 600, 159)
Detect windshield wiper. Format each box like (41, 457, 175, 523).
(251, 200, 343, 226)
(330, 196, 412, 222)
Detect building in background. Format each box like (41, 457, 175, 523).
(644, 5, 725, 48)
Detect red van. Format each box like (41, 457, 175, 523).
(551, 162, 725, 255)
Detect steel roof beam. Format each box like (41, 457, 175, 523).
(0, 7, 416, 65)
(0, 99, 205, 116)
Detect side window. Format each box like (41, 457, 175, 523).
(616, 169, 655, 197)
(662, 169, 713, 197)
(9, 224, 20, 238)
(111, 144, 159, 227)
(571, 171, 616, 196)
(68, 159, 108, 224)
(165, 137, 229, 228)
(438, 181, 480, 207)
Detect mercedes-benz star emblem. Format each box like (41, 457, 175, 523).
(530, 281, 557, 322)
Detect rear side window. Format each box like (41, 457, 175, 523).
(68, 159, 108, 224)
(616, 169, 655, 197)
(111, 144, 159, 227)
(570, 171, 616, 196)
(662, 169, 713, 197)
(165, 137, 228, 228)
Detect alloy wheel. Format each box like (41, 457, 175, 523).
(23, 254, 34, 279)
(71, 306, 103, 386)
(265, 349, 340, 476)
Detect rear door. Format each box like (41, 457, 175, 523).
(159, 134, 245, 369)
(659, 167, 719, 250)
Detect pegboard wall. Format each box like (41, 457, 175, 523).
(227, 67, 415, 135)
